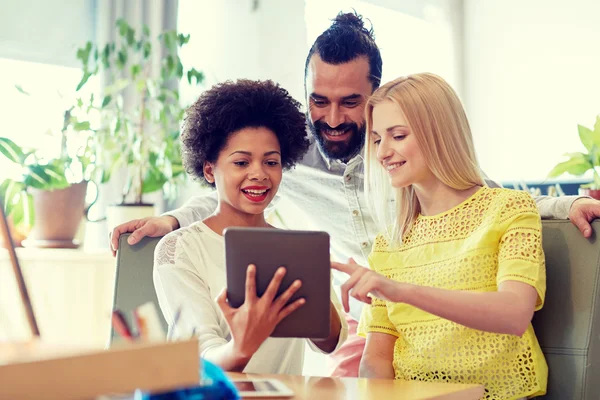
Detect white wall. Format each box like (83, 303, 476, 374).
(0, 0, 95, 67)
(463, 0, 600, 182)
(175, 0, 308, 208)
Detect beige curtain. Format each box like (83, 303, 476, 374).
(86, 0, 179, 248)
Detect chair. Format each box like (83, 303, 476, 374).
(534, 220, 600, 399)
(111, 233, 166, 344)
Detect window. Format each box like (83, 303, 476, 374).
(305, 0, 460, 89)
(0, 58, 89, 179)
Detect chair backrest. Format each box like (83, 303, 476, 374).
(111, 233, 165, 344)
(534, 220, 600, 399)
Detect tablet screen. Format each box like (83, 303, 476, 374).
(234, 380, 277, 392)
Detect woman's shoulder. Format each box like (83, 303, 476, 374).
(485, 187, 538, 213)
(155, 222, 219, 266)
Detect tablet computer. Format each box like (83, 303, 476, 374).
(231, 379, 294, 398)
(224, 227, 330, 338)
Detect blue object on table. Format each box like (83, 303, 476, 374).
(135, 359, 239, 400)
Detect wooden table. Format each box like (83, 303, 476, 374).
(228, 373, 484, 400)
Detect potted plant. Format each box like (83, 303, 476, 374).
(548, 115, 600, 200)
(72, 19, 204, 230)
(0, 110, 96, 248)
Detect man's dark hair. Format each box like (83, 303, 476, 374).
(304, 11, 383, 91)
(181, 79, 309, 186)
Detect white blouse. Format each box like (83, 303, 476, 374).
(153, 221, 347, 375)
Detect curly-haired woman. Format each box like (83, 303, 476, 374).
(153, 79, 347, 374)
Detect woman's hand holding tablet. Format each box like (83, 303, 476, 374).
(216, 263, 305, 358)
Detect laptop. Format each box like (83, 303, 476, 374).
(0, 198, 40, 338)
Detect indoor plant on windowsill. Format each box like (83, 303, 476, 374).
(548, 115, 600, 200)
(0, 112, 97, 248)
(72, 19, 204, 230)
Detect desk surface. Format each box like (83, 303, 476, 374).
(228, 373, 484, 400)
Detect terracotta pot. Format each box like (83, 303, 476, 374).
(22, 181, 89, 249)
(578, 187, 600, 200)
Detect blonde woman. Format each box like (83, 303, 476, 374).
(332, 73, 547, 399)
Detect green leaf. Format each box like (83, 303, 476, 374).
(578, 124, 595, 152)
(142, 166, 167, 194)
(548, 153, 593, 178)
(76, 41, 93, 65)
(187, 68, 204, 85)
(176, 59, 184, 79)
(73, 121, 91, 131)
(101, 95, 112, 108)
(143, 42, 151, 59)
(143, 25, 150, 37)
(126, 27, 136, 45)
(10, 191, 34, 229)
(178, 33, 190, 46)
(0, 137, 26, 164)
(117, 48, 128, 69)
(117, 18, 129, 37)
(102, 44, 111, 68)
(76, 71, 93, 91)
(131, 64, 141, 79)
(0, 179, 24, 213)
(14, 85, 30, 95)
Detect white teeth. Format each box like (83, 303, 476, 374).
(325, 129, 347, 136)
(386, 162, 404, 171)
(243, 189, 267, 195)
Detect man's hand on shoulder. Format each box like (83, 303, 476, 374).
(569, 197, 600, 238)
(109, 215, 180, 256)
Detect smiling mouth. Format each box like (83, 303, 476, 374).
(323, 128, 351, 142)
(385, 161, 406, 172)
(241, 188, 270, 203)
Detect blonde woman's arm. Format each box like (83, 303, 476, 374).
(359, 332, 396, 379)
(332, 262, 538, 337)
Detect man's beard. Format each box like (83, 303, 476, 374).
(308, 118, 366, 162)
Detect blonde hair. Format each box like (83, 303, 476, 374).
(364, 73, 485, 244)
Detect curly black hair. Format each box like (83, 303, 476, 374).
(305, 11, 382, 91)
(181, 79, 310, 186)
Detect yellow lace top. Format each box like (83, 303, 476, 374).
(358, 187, 548, 400)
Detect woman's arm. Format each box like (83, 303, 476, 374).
(332, 262, 538, 337)
(397, 280, 538, 336)
(359, 332, 396, 379)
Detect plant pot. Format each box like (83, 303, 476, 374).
(22, 181, 89, 249)
(106, 204, 156, 234)
(578, 188, 600, 200)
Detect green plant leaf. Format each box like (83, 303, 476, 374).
(15, 85, 30, 95)
(178, 33, 190, 46)
(187, 68, 204, 85)
(548, 153, 593, 178)
(0, 137, 26, 164)
(10, 191, 34, 229)
(76, 71, 93, 91)
(0, 179, 25, 213)
(142, 167, 167, 194)
(76, 41, 93, 65)
(73, 121, 91, 131)
(143, 25, 150, 37)
(143, 42, 152, 59)
(101, 95, 112, 108)
(24, 165, 53, 188)
(131, 64, 141, 79)
(578, 124, 595, 152)
(126, 27, 136, 46)
(117, 48, 128, 69)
